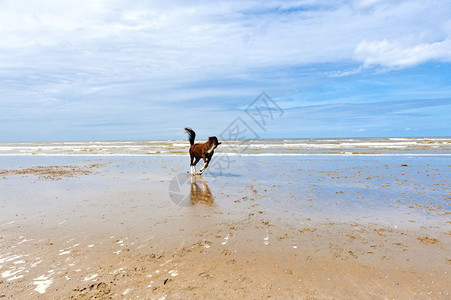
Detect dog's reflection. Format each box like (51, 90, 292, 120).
(190, 176, 214, 205)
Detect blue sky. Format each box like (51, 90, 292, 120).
(0, 0, 450, 141)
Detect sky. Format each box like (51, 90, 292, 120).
(0, 0, 450, 141)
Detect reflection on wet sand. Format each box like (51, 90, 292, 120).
(190, 176, 214, 205)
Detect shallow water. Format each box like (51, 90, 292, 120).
(1, 155, 449, 230)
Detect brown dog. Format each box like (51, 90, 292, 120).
(184, 128, 221, 175)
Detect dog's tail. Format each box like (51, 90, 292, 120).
(184, 128, 196, 145)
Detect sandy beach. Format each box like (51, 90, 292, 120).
(0, 155, 449, 299)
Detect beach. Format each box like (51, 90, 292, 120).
(0, 140, 450, 299)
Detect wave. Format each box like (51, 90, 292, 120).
(0, 138, 449, 156)
(0, 153, 450, 157)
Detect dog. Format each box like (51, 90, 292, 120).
(184, 128, 221, 175)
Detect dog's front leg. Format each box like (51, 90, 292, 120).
(199, 158, 210, 174)
(191, 163, 198, 175)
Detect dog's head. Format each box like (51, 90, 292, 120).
(208, 136, 221, 149)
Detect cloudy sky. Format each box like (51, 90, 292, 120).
(0, 0, 450, 141)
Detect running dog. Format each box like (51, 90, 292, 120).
(184, 128, 221, 175)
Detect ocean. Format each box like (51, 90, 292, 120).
(0, 137, 450, 156)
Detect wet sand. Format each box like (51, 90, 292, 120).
(0, 156, 449, 299)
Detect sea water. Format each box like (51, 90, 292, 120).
(0, 137, 449, 156)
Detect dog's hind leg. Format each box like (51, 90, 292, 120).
(191, 157, 200, 175)
(189, 152, 195, 175)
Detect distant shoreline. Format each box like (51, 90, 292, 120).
(1, 136, 450, 144)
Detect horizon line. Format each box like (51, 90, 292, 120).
(1, 136, 450, 144)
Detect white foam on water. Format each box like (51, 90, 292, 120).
(110, 267, 124, 275)
(83, 274, 98, 281)
(221, 153, 451, 157)
(0, 221, 15, 226)
(222, 234, 230, 245)
(160, 259, 173, 267)
(2, 267, 24, 278)
(2, 152, 448, 157)
(17, 238, 33, 244)
(0, 138, 449, 156)
(0, 254, 23, 264)
(30, 259, 43, 268)
(7, 274, 24, 281)
(33, 275, 53, 294)
(13, 260, 25, 265)
(123, 288, 131, 295)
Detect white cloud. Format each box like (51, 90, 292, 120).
(355, 38, 451, 68)
(0, 0, 449, 79)
(326, 66, 363, 77)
